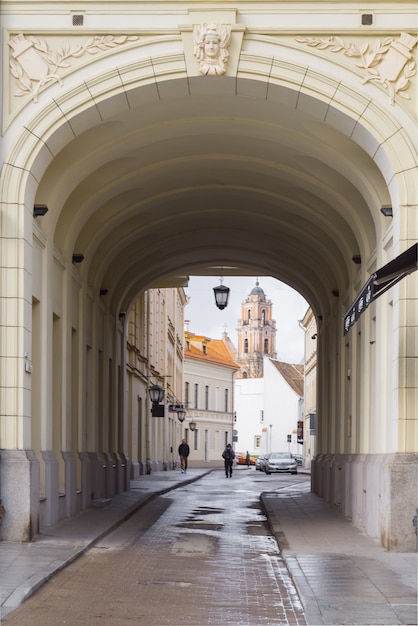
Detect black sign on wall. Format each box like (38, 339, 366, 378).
(344, 243, 417, 335)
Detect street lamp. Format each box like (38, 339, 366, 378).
(189, 420, 197, 432)
(177, 410, 186, 423)
(148, 384, 165, 417)
(213, 277, 230, 310)
(148, 384, 165, 404)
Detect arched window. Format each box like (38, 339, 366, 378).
(248, 309, 251, 320)
(264, 338, 269, 353)
(262, 309, 266, 324)
(244, 338, 248, 353)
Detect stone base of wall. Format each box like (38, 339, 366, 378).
(0, 449, 130, 542)
(312, 452, 418, 552)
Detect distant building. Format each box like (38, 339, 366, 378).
(234, 281, 303, 457)
(236, 281, 277, 378)
(300, 307, 318, 468)
(235, 357, 304, 456)
(184, 331, 239, 466)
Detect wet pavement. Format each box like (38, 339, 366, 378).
(0, 467, 417, 625)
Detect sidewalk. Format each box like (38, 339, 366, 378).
(261, 480, 418, 625)
(1, 468, 417, 625)
(0, 468, 211, 620)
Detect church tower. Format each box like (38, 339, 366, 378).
(236, 281, 277, 378)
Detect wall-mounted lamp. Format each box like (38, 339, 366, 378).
(311, 333, 317, 340)
(381, 206, 393, 217)
(189, 420, 197, 432)
(33, 204, 49, 217)
(149, 384, 165, 404)
(213, 277, 230, 310)
(100, 289, 108, 296)
(149, 383, 165, 417)
(177, 410, 186, 423)
(72, 254, 84, 264)
(331, 289, 339, 297)
(352, 255, 361, 264)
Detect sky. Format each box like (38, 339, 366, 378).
(184, 276, 309, 365)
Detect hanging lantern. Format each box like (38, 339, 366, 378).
(213, 277, 230, 310)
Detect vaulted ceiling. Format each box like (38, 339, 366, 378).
(35, 77, 390, 318)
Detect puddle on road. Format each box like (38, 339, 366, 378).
(170, 532, 218, 556)
(192, 506, 224, 515)
(177, 520, 223, 531)
(246, 520, 271, 536)
(137, 580, 192, 587)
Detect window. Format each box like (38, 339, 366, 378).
(194, 383, 199, 409)
(244, 338, 248, 353)
(260, 410, 264, 422)
(224, 388, 229, 412)
(262, 309, 266, 324)
(254, 436, 261, 449)
(205, 385, 209, 410)
(185, 382, 189, 406)
(248, 309, 251, 320)
(264, 338, 269, 353)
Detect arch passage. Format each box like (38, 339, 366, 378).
(1, 42, 417, 551)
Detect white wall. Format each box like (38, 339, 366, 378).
(234, 378, 264, 455)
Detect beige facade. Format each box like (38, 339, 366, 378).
(0, 1, 417, 550)
(183, 332, 238, 466)
(300, 307, 318, 469)
(126, 288, 187, 478)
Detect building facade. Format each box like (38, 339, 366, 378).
(183, 331, 239, 466)
(300, 307, 318, 469)
(0, 1, 417, 550)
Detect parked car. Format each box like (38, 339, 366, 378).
(264, 452, 298, 475)
(236, 453, 256, 466)
(255, 454, 269, 471)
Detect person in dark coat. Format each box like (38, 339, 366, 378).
(178, 439, 190, 473)
(222, 443, 235, 477)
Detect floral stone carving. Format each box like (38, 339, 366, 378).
(193, 23, 231, 76)
(9, 33, 139, 103)
(296, 32, 417, 105)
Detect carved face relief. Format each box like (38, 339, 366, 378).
(193, 23, 231, 76)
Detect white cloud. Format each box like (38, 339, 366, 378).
(184, 276, 309, 364)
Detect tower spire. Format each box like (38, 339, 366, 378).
(236, 281, 277, 378)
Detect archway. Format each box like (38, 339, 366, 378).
(1, 46, 417, 549)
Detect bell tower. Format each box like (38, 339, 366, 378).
(236, 281, 277, 378)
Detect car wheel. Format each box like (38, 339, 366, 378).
(265, 470, 271, 475)
(291, 471, 297, 475)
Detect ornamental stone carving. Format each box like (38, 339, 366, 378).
(9, 33, 139, 103)
(193, 23, 231, 76)
(296, 32, 417, 105)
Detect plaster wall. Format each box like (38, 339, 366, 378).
(0, 1, 417, 549)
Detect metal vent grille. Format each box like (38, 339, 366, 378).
(72, 14, 84, 26)
(361, 14, 373, 25)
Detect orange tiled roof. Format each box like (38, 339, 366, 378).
(269, 359, 304, 396)
(184, 333, 239, 369)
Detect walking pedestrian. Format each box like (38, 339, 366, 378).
(222, 443, 235, 477)
(246, 451, 251, 468)
(178, 438, 190, 473)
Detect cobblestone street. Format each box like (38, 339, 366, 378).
(3, 469, 307, 625)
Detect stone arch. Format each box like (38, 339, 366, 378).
(1, 46, 417, 548)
